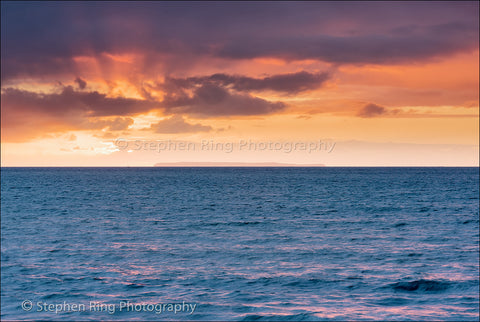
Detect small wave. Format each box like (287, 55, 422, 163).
(125, 283, 145, 289)
(462, 219, 478, 224)
(390, 279, 451, 292)
(284, 277, 331, 287)
(202, 221, 263, 227)
(241, 313, 315, 321)
(374, 296, 410, 306)
(407, 253, 423, 257)
(42, 293, 67, 300)
(232, 221, 262, 226)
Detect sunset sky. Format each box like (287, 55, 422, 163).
(1, 1, 478, 166)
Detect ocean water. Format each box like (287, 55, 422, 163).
(1, 167, 479, 321)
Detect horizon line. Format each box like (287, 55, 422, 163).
(1, 165, 478, 168)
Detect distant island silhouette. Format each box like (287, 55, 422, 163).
(154, 162, 325, 167)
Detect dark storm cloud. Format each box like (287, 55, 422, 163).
(1, 85, 144, 141)
(184, 71, 330, 94)
(216, 26, 478, 64)
(146, 71, 326, 116)
(1, 86, 158, 117)
(2, 77, 286, 120)
(160, 82, 286, 117)
(1, 1, 478, 80)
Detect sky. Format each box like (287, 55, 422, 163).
(1, 1, 478, 166)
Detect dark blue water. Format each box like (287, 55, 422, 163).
(1, 167, 479, 320)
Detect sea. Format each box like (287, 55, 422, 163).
(1, 167, 479, 321)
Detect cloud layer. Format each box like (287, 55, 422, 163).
(1, 2, 478, 144)
(179, 71, 330, 94)
(153, 72, 329, 116)
(1, 86, 157, 117)
(2, 2, 478, 80)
